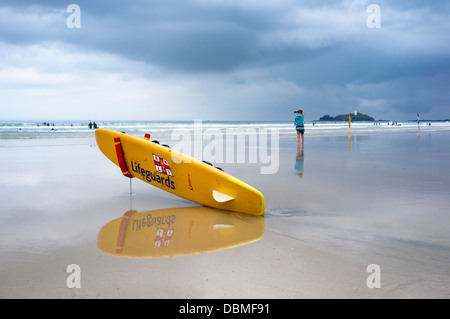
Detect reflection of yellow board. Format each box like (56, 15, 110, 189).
(97, 206, 265, 257)
(95, 129, 265, 215)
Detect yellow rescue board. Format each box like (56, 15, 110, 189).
(97, 206, 265, 258)
(95, 129, 265, 215)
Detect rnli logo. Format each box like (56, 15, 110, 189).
(154, 229, 174, 248)
(153, 154, 173, 176)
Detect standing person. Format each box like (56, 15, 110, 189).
(294, 108, 305, 145)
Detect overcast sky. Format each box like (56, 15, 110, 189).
(1, 0, 449, 121)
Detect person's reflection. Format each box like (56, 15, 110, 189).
(295, 143, 304, 178)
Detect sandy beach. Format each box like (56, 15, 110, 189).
(3, 0, 450, 305)
(1, 125, 449, 299)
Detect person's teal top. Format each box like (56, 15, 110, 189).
(295, 114, 304, 127)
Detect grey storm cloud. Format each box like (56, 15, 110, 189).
(1, 0, 450, 120)
(1, 0, 275, 71)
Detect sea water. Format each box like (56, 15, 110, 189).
(2, 119, 450, 140)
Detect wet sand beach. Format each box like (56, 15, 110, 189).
(0, 126, 449, 299)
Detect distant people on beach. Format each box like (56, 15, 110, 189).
(294, 108, 305, 145)
(89, 122, 98, 129)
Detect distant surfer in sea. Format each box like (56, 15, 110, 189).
(294, 108, 305, 145)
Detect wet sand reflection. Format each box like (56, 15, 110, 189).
(98, 206, 265, 258)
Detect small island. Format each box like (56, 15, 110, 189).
(319, 112, 375, 121)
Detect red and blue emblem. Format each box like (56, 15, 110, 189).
(153, 154, 173, 176)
